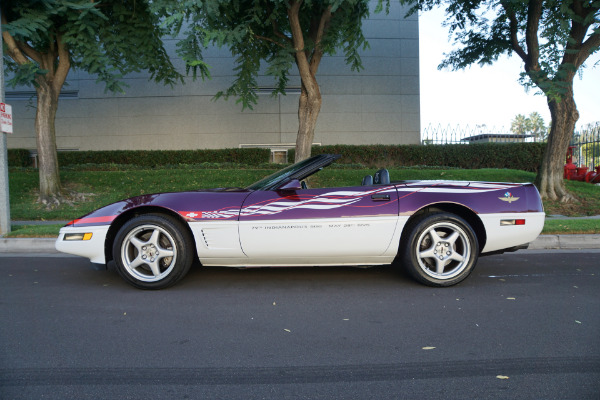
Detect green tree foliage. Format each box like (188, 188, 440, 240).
(401, 0, 599, 201)
(2, 0, 182, 203)
(154, 0, 388, 162)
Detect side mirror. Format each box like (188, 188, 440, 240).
(278, 179, 302, 190)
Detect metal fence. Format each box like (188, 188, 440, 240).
(421, 122, 600, 170)
(570, 123, 600, 171)
(421, 124, 541, 145)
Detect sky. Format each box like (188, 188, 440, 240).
(418, 8, 600, 131)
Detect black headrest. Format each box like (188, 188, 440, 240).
(373, 169, 390, 185)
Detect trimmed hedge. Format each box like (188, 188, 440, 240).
(304, 143, 546, 172)
(57, 148, 271, 167)
(7, 149, 31, 167)
(8, 143, 546, 172)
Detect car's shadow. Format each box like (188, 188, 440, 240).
(82, 253, 532, 292)
(99, 259, 418, 291)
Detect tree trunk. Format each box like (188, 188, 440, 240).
(295, 83, 322, 162)
(535, 86, 579, 202)
(34, 80, 63, 204)
(2, 23, 70, 204)
(287, 1, 330, 163)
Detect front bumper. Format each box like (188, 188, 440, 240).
(55, 225, 110, 264)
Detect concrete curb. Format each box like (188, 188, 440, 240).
(1, 235, 599, 254)
(527, 234, 600, 250)
(0, 238, 58, 253)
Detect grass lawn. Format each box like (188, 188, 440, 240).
(5, 165, 600, 237)
(541, 219, 600, 234)
(7, 224, 65, 238)
(9, 167, 271, 221)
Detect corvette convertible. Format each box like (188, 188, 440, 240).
(56, 154, 545, 289)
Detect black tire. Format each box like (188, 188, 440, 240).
(400, 212, 479, 287)
(112, 214, 194, 289)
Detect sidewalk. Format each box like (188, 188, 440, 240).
(1, 234, 599, 254)
(527, 234, 600, 250)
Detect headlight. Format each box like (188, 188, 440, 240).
(63, 233, 93, 241)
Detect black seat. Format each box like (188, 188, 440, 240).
(373, 169, 390, 185)
(361, 175, 373, 186)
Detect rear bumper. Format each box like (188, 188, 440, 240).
(480, 212, 545, 253)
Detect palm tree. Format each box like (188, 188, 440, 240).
(511, 114, 528, 135)
(528, 112, 547, 142)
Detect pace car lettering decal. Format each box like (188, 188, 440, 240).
(499, 192, 520, 203)
(183, 187, 397, 220)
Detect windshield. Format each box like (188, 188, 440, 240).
(245, 157, 319, 191)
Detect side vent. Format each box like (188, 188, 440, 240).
(198, 226, 239, 250)
(200, 229, 210, 247)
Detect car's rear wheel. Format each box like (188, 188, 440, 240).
(112, 214, 194, 289)
(401, 212, 479, 287)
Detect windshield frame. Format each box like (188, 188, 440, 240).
(245, 154, 341, 191)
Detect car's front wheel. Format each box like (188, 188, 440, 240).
(401, 212, 479, 287)
(112, 214, 194, 289)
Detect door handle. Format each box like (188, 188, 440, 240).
(371, 194, 390, 201)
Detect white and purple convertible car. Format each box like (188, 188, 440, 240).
(56, 154, 545, 289)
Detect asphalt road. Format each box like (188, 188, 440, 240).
(1, 251, 599, 400)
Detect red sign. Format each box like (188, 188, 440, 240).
(1, 103, 13, 134)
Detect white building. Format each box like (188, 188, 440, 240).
(6, 3, 420, 153)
